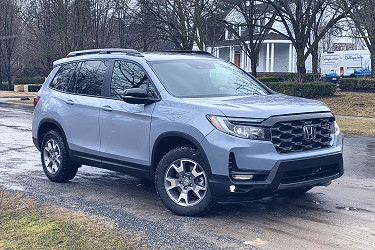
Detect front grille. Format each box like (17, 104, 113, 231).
(271, 117, 334, 153)
(281, 164, 340, 184)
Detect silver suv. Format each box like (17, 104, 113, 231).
(32, 49, 344, 216)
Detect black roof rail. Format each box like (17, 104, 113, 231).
(161, 50, 214, 57)
(67, 48, 143, 58)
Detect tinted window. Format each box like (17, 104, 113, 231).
(149, 59, 269, 97)
(76, 60, 108, 96)
(110, 60, 157, 99)
(50, 63, 77, 92)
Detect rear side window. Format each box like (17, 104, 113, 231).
(75, 60, 109, 96)
(110, 60, 157, 99)
(50, 63, 77, 92)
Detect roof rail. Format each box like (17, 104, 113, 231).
(67, 48, 143, 58)
(161, 50, 214, 57)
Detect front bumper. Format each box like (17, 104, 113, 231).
(208, 152, 343, 202)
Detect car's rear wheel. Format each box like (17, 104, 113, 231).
(41, 130, 79, 182)
(155, 147, 213, 216)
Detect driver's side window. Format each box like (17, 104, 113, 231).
(110, 60, 156, 99)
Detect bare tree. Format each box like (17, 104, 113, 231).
(140, 0, 218, 50)
(20, 0, 117, 74)
(264, 0, 356, 81)
(220, 0, 276, 77)
(350, 0, 375, 77)
(0, 0, 20, 90)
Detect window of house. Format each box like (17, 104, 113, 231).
(110, 60, 157, 99)
(75, 60, 108, 96)
(226, 25, 240, 40)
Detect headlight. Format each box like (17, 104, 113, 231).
(334, 121, 340, 134)
(207, 115, 268, 140)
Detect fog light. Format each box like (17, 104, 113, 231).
(229, 185, 236, 192)
(232, 174, 254, 180)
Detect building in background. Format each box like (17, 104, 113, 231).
(205, 7, 364, 74)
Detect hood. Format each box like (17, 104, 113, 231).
(183, 94, 331, 119)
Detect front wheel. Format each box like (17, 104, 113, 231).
(155, 147, 213, 216)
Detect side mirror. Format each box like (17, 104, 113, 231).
(122, 88, 159, 104)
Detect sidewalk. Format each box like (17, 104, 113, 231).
(0, 97, 34, 110)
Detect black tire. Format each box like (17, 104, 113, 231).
(280, 187, 313, 197)
(41, 130, 79, 183)
(155, 147, 213, 216)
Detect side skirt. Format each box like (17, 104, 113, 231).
(69, 150, 151, 179)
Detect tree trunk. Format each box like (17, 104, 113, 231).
(0, 57, 3, 90)
(311, 46, 319, 74)
(250, 53, 257, 78)
(7, 61, 11, 91)
(296, 50, 307, 82)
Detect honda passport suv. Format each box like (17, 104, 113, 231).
(32, 49, 344, 216)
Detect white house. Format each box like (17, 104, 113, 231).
(205, 7, 361, 74)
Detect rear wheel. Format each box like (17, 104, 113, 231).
(155, 147, 213, 216)
(41, 130, 79, 182)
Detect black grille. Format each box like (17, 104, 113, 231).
(271, 117, 334, 153)
(281, 164, 340, 184)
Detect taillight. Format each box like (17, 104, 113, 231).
(33, 96, 40, 109)
(340, 67, 344, 77)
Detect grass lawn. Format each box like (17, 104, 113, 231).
(0, 91, 37, 97)
(336, 117, 375, 137)
(314, 91, 375, 137)
(7, 99, 34, 104)
(0, 190, 141, 249)
(315, 91, 375, 118)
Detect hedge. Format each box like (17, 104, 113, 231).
(339, 78, 375, 91)
(14, 77, 45, 85)
(28, 85, 42, 92)
(257, 73, 320, 82)
(264, 81, 337, 97)
(1, 82, 14, 91)
(257, 76, 285, 82)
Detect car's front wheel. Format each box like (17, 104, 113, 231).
(155, 147, 213, 216)
(41, 130, 79, 182)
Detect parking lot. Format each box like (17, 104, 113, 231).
(0, 104, 374, 249)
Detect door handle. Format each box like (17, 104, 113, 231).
(102, 105, 113, 112)
(65, 99, 74, 105)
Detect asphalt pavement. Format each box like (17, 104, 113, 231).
(0, 103, 374, 249)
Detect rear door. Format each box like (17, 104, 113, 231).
(320, 53, 341, 78)
(99, 60, 158, 177)
(64, 60, 109, 161)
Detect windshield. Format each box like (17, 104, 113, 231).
(149, 59, 269, 97)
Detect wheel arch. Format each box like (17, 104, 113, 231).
(37, 118, 69, 152)
(151, 132, 211, 179)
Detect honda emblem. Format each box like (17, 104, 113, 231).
(303, 125, 317, 140)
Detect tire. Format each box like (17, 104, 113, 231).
(155, 147, 213, 216)
(280, 187, 313, 197)
(41, 130, 79, 183)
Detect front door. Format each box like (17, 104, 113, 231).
(99, 60, 158, 176)
(234, 53, 241, 67)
